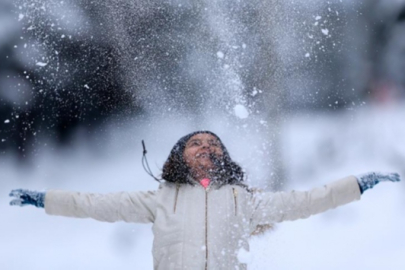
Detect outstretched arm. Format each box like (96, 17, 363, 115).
(250, 172, 400, 229)
(10, 189, 157, 224)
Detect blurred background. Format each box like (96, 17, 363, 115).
(1, 0, 405, 269)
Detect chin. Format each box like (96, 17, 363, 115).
(196, 163, 213, 170)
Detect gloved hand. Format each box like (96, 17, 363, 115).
(9, 189, 45, 208)
(356, 172, 401, 194)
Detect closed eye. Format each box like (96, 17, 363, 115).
(209, 140, 220, 147)
(188, 140, 201, 146)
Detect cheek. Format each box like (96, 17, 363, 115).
(215, 148, 224, 155)
(183, 150, 196, 164)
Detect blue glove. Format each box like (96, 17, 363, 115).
(356, 172, 401, 194)
(9, 189, 45, 208)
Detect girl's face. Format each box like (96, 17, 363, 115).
(183, 133, 224, 173)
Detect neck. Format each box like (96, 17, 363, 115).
(190, 168, 214, 181)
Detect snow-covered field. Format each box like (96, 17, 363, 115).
(1, 103, 404, 270)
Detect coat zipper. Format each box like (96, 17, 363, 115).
(232, 187, 238, 216)
(205, 187, 209, 270)
(173, 184, 180, 213)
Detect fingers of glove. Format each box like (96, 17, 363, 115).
(376, 172, 401, 182)
(9, 199, 25, 206)
(385, 173, 400, 182)
(9, 189, 26, 198)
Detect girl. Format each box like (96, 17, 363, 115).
(9, 131, 400, 270)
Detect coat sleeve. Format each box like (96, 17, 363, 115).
(44, 190, 157, 223)
(250, 176, 361, 228)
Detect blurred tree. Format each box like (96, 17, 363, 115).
(358, 0, 405, 102)
(0, 0, 137, 158)
(399, 7, 405, 22)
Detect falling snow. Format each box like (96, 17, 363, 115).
(216, 51, 225, 59)
(234, 104, 249, 119)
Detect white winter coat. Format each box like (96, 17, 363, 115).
(45, 176, 361, 270)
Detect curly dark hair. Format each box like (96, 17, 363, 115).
(161, 131, 245, 186)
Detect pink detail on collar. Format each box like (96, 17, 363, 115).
(200, 178, 211, 189)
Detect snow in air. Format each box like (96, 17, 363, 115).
(237, 247, 252, 264)
(234, 104, 249, 119)
(216, 51, 225, 59)
(36, 62, 48, 67)
(321, 29, 329, 35)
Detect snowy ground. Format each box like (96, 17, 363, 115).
(1, 103, 404, 270)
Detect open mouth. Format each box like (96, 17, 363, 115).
(196, 153, 210, 158)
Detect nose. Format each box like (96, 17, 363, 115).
(201, 140, 210, 148)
